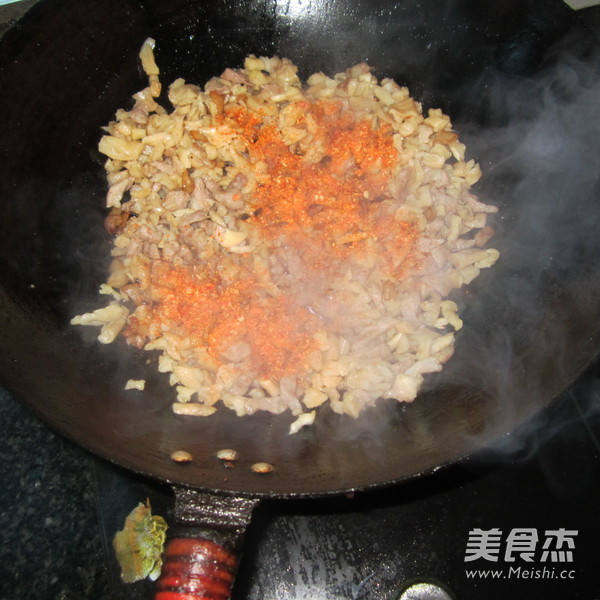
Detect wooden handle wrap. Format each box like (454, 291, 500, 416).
(155, 537, 238, 600)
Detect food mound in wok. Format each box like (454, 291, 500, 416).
(72, 38, 499, 429)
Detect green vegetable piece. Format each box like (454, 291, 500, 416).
(113, 499, 168, 583)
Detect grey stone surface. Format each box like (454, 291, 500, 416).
(0, 389, 112, 599)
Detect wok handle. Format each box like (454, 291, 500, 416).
(155, 536, 238, 600)
(154, 486, 259, 600)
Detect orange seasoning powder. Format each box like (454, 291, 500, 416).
(223, 98, 421, 278)
(127, 96, 423, 382)
(139, 262, 321, 379)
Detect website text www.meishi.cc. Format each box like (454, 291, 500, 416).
(463, 527, 577, 581)
(465, 565, 576, 580)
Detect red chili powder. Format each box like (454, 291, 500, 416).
(223, 99, 420, 277)
(128, 97, 422, 380)
(141, 263, 321, 379)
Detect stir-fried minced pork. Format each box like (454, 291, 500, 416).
(72, 38, 499, 428)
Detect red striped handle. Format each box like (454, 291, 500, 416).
(155, 537, 238, 600)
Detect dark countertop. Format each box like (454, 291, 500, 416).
(0, 389, 112, 599)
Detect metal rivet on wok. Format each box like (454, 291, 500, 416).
(216, 448, 239, 461)
(170, 450, 193, 463)
(251, 462, 274, 474)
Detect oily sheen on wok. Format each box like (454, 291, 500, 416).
(0, 0, 598, 500)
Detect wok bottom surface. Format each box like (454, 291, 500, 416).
(2, 356, 599, 600)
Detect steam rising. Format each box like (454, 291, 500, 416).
(430, 25, 600, 460)
(309, 11, 600, 465)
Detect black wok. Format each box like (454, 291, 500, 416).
(0, 0, 599, 597)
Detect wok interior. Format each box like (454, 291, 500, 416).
(0, 0, 599, 496)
